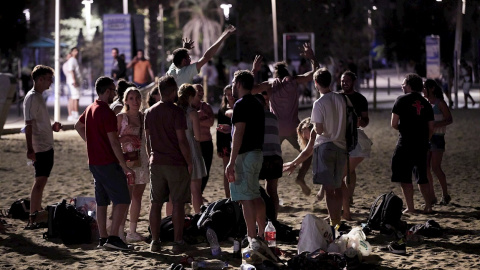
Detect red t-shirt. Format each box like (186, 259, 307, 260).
(79, 100, 119, 165)
(144, 101, 187, 166)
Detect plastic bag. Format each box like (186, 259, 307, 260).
(297, 214, 333, 254)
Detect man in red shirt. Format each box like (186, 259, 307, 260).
(75, 76, 134, 251)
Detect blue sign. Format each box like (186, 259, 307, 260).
(426, 35, 441, 79)
(103, 14, 132, 77)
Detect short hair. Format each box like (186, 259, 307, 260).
(233, 70, 254, 91)
(404, 73, 423, 92)
(121, 87, 142, 112)
(313, 68, 331, 88)
(342, 70, 357, 81)
(157, 75, 178, 97)
(31, 65, 54, 81)
(172, 48, 189, 68)
(177, 83, 196, 111)
(116, 79, 136, 103)
(70, 47, 78, 53)
(112, 48, 119, 54)
(95, 76, 114, 95)
(274, 62, 290, 79)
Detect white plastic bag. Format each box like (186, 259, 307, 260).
(297, 214, 334, 254)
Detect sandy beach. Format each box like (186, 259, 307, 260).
(1, 108, 479, 270)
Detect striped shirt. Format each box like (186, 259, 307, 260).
(263, 110, 282, 157)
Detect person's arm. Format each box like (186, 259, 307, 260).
(148, 65, 154, 82)
(190, 110, 202, 141)
(391, 113, 399, 130)
(196, 25, 236, 72)
(75, 120, 87, 142)
(199, 103, 215, 128)
(435, 101, 453, 128)
(283, 129, 316, 175)
(25, 120, 35, 161)
(176, 129, 193, 174)
(126, 57, 138, 69)
(182, 38, 195, 50)
(251, 55, 272, 94)
(294, 43, 317, 84)
(225, 122, 245, 182)
(70, 70, 78, 87)
(359, 111, 369, 128)
(428, 121, 434, 141)
(145, 129, 151, 159)
(107, 131, 134, 175)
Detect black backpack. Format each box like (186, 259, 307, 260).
(43, 199, 95, 245)
(340, 93, 358, 153)
(8, 199, 30, 220)
(364, 191, 403, 234)
(197, 198, 246, 241)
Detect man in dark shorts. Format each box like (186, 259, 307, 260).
(75, 76, 134, 250)
(23, 65, 62, 227)
(391, 73, 434, 214)
(144, 75, 192, 253)
(225, 70, 266, 243)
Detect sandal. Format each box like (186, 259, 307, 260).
(439, 195, 451, 205)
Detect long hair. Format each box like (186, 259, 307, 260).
(177, 83, 196, 112)
(147, 86, 160, 107)
(221, 84, 233, 112)
(424, 79, 444, 101)
(297, 117, 314, 149)
(121, 87, 142, 113)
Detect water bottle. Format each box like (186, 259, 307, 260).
(240, 263, 256, 270)
(232, 238, 241, 258)
(264, 220, 276, 248)
(206, 227, 221, 256)
(191, 260, 228, 270)
(27, 159, 34, 167)
(126, 172, 135, 185)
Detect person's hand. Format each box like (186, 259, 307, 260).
(123, 166, 135, 176)
(223, 24, 236, 36)
(282, 161, 297, 175)
(252, 55, 263, 73)
(300, 42, 314, 60)
(182, 38, 195, 50)
(187, 163, 193, 175)
(216, 124, 232, 134)
(27, 149, 35, 162)
(225, 162, 235, 182)
(52, 122, 62, 132)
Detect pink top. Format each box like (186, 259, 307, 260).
(268, 77, 300, 137)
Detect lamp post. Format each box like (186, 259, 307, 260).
(271, 0, 278, 62)
(82, 0, 93, 40)
(54, 0, 60, 122)
(123, 0, 128, 14)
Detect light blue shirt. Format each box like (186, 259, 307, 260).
(166, 63, 199, 87)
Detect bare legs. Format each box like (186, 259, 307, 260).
(341, 157, 364, 221)
(30, 176, 48, 216)
(400, 183, 432, 214)
(241, 198, 266, 238)
(190, 178, 203, 213)
(129, 184, 146, 234)
(150, 201, 184, 243)
(265, 179, 279, 220)
(222, 156, 231, 198)
(325, 187, 343, 227)
(296, 156, 312, 196)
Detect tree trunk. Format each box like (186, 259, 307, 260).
(148, 0, 160, 76)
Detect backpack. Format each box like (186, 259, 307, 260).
(43, 199, 95, 245)
(340, 94, 358, 153)
(364, 191, 403, 234)
(159, 214, 202, 244)
(197, 198, 246, 241)
(8, 199, 30, 220)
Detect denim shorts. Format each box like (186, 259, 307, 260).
(430, 135, 445, 152)
(230, 150, 263, 201)
(312, 142, 347, 189)
(89, 163, 131, 206)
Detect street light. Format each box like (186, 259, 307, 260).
(82, 0, 93, 40)
(220, 4, 232, 21)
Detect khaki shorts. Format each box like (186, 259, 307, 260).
(150, 164, 191, 204)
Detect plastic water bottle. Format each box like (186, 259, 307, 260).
(191, 260, 228, 270)
(206, 227, 221, 256)
(232, 238, 241, 258)
(264, 220, 276, 248)
(26, 159, 34, 167)
(240, 263, 256, 270)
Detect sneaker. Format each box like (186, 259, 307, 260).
(127, 232, 146, 243)
(383, 240, 406, 254)
(103, 236, 132, 251)
(97, 237, 108, 249)
(150, 240, 161, 252)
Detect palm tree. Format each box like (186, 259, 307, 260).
(173, 0, 228, 59)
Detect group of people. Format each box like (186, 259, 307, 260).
(24, 23, 454, 253)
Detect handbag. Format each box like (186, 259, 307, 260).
(124, 150, 141, 168)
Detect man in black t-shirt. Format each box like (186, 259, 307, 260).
(391, 73, 434, 214)
(225, 70, 266, 242)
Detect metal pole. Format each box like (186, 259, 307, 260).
(271, 0, 278, 62)
(159, 4, 165, 75)
(373, 70, 377, 110)
(123, 0, 128, 14)
(387, 77, 390, 95)
(54, 0, 60, 122)
(453, 0, 463, 108)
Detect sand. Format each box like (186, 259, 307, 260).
(0, 108, 479, 270)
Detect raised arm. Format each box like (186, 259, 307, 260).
(251, 55, 272, 94)
(196, 25, 236, 72)
(294, 43, 317, 84)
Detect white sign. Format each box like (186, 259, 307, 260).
(426, 35, 441, 79)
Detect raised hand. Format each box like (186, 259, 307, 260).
(300, 42, 315, 60)
(182, 38, 195, 50)
(252, 55, 263, 73)
(223, 24, 236, 35)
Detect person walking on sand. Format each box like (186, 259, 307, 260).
(144, 76, 192, 253)
(225, 70, 266, 243)
(423, 79, 453, 205)
(24, 65, 62, 228)
(65, 47, 82, 121)
(283, 68, 347, 229)
(75, 76, 133, 251)
(391, 73, 434, 214)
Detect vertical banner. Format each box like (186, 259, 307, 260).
(103, 14, 132, 77)
(426, 35, 441, 79)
